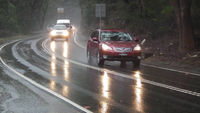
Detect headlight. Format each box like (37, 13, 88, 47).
(133, 44, 141, 51)
(102, 43, 112, 51)
(50, 31, 56, 36)
(63, 31, 69, 36)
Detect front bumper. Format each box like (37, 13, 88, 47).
(101, 50, 141, 61)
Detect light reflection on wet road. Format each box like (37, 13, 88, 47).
(1, 33, 200, 113)
(101, 71, 110, 113)
(133, 71, 143, 112)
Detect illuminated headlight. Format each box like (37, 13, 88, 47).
(51, 31, 56, 36)
(63, 31, 69, 36)
(133, 44, 141, 51)
(102, 43, 112, 51)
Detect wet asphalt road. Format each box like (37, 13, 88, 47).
(0, 31, 200, 113)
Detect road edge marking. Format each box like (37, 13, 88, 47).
(141, 63, 200, 77)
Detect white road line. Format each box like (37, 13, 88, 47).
(141, 63, 200, 77)
(43, 39, 200, 97)
(0, 37, 93, 113)
(74, 31, 87, 49)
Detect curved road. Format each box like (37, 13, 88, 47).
(0, 31, 200, 113)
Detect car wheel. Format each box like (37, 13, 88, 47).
(132, 58, 141, 67)
(87, 48, 92, 64)
(96, 50, 104, 66)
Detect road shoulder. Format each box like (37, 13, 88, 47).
(0, 63, 81, 113)
(142, 60, 200, 75)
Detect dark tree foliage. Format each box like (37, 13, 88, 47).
(1, 0, 65, 34)
(0, 0, 18, 37)
(123, 0, 130, 4)
(78, 0, 199, 53)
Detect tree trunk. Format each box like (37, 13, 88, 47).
(169, 0, 194, 55)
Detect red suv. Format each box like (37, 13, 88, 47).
(87, 29, 141, 67)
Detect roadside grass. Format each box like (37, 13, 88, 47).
(0, 35, 29, 42)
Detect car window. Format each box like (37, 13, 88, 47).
(57, 23, 70, 28)
(53, 25, 67, 30)
(101, 31, 133, 41)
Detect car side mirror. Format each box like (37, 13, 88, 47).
(92, 37, 98, 41)
(134, 38, 139, 42)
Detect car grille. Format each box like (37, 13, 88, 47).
(113, 47, 132, 52)
(105, 56, 134, 61)
(56, 32, 63, 35)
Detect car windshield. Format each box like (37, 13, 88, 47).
(53, 25, 66, 30)
(101, 31, 133, 41)
(57, 23, 70, 28)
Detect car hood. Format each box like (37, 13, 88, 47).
(102, 41, 135, 47)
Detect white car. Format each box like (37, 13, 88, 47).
(50, 25, 69, 41)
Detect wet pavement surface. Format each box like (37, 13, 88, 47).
(0, 32, 200, 113)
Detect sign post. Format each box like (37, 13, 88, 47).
(57, 8, 64, 13)
(57, 8, 64, 18)
(95, 4, 106, 30)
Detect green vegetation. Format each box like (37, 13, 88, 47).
(79, 0, 200, 54)
(0, 35, 28, 42)
(79, 0, 175, 34)
(0, 0, 74, 37)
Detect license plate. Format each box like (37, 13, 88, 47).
(119, 53, 127, 56)
(57, 32, 62, 35)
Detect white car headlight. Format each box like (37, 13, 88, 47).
(102, 43, 112, 51)
(133, 44, 141, 51)
(63, 31, 69, 36)
(50, 31, 56, 36)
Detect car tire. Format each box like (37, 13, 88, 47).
(87, 48, 92, 64)
(96, 50, 104, 66)
(132, 58, 140, 67)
